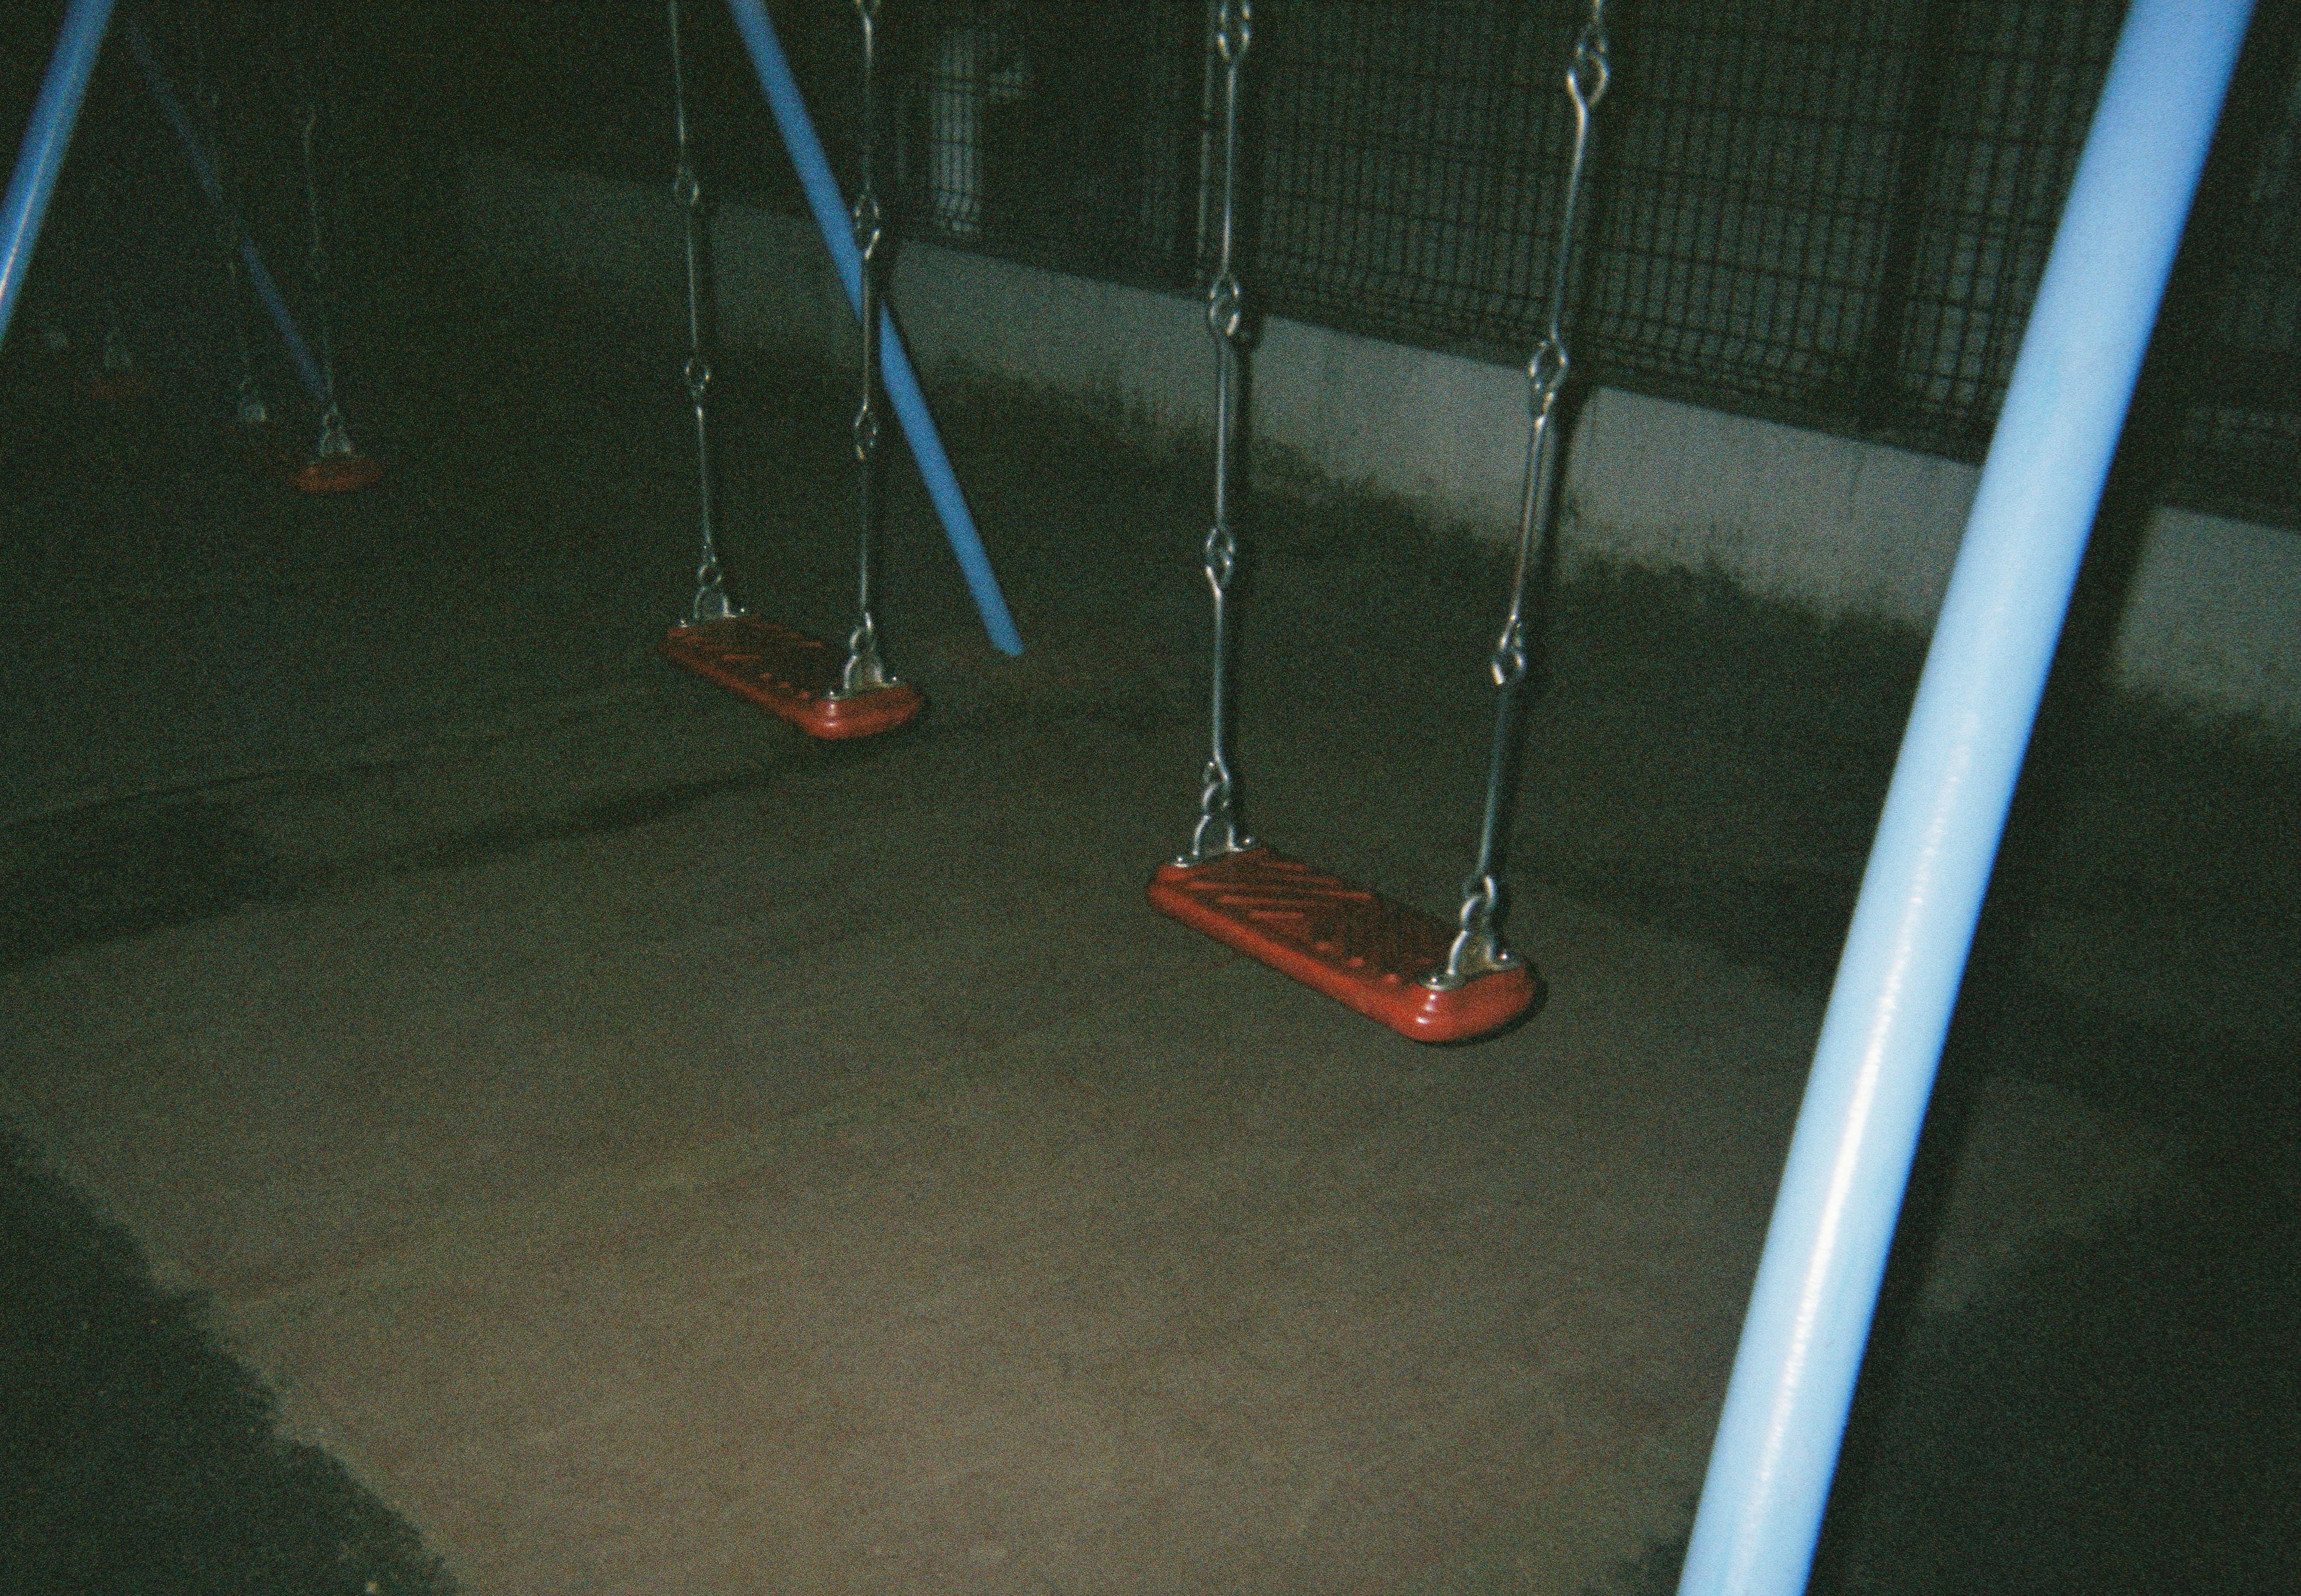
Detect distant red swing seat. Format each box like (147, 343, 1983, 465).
(294, 450, 382, 493)
(659, 614, 923, 740)
(292, 407, 383, 494)
(1149, 848, 1540, 1044)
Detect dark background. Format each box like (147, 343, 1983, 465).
(8, 0, 2299, 528)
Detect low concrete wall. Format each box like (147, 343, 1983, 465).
(461, 149, 2300, 730)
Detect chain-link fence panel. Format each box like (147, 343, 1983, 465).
(878, 0, 2298, 530)
(419, 1, 2298, 530)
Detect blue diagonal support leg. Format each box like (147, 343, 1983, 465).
(1675, 3, 2258, 1594)
(122, 17, 327, 407)
(723, 0, 1024, 658)
(0, 0, 122, 353)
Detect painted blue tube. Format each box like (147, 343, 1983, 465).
(1674, 4, 2256, 1594)
(122, 18, 327, 406)
(0, 0, 120, 353)
(721, 0, 1024, 657)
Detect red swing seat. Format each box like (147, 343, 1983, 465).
(294, 452, 384, 492)
(659, 613, 923, 740)
(1149, 847, 1540, 1043)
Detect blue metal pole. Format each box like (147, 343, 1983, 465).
(0, 0, 120, 353)
(1674, 4, 2256, 1594)
(722, 0, 1025, 657)
(122, 17, 327, 406)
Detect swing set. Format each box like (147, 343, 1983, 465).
(10, 7, 2243, 1582)
(653, 0, 1599, 1046)
(5, 0, 1600, 1047)
(120, 6, 381, 492)
(1148, 0, 1606, 1044)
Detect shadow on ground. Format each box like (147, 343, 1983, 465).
(1, 1126, 454, 1596)
(5, 227, 2297, 1594)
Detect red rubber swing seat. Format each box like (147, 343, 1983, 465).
(658, 613, 923, 740)
(295, 452, 384, 493)
(1149, 847, 1541, 1043)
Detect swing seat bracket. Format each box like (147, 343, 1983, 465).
(660, 613, 923, 740)
(1149, 847, 1541, 1043)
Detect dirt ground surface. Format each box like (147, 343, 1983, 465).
(4, 253, 2296, 1594)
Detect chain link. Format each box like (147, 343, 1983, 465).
(1431, 0, 1609, 991)
(314, 403, 353, 461)
(235, 372, 270, 428)
(666, 0, 739, 626)
(295, 91, 358, 469)
(832, 0, 897, 698)
(1214, 0, 1252, 65)
(188, 1, 266, 422)
(1180, 0, 1257, 864)
(298, 108, 330, 302)
(1206, 271, 1245, 343)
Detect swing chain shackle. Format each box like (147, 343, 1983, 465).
(1484, 334, 1569, 689)
(236, 373, 270, 428)
(1182, 0, 1257, 865)
(313, 404, 357, 460)
(834, 0, 899, 700)
(1430, 0, 1609, 992)
(668, 0, 740, 626)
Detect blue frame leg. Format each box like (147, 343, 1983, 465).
(0, 0, 123, 353)
(723, 0, 1025, 658)
(122, 16, 327, 407)
(1675, 3, 2258, 1593)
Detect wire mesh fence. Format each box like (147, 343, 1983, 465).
(872, 0, 2300, 530)
(393, 0, 2297, 530)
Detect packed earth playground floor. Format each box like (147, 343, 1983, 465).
(2, 235, 2297, 1594)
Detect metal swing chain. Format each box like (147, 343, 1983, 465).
(190, 5, 268, 426)
(83, 170, 134, 377)
(1430, 0, 1609, 991)
(834, 0, 899, 699)
(298, 97, 354, 461)
(1181, 0, 1257, 864)
(669, 0, 739, 625)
